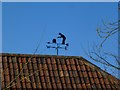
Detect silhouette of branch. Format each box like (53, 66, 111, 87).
(86, 20, 120, 73)
(3, 27, 47, 89)
(96, 20, 119, 47)
(4, 68, 41, 89)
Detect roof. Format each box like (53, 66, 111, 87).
(1, 53, 120, 89)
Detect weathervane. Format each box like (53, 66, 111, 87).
(46, 33, 69, 55)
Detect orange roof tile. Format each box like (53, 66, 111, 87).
(1, 53, 120, 89)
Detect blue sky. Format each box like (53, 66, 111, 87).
(2, 2, 118, 77)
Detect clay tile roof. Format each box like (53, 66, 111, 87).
(1, 53, 120, 89)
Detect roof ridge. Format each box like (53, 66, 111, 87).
(1, 53, 82, 58)
(78, 57, 120, 81)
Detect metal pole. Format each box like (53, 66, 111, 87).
(57, 43, 58, 55)
(47, 42, 68, 55)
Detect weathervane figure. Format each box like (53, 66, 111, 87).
(57, 33, 66, 44)
(46, 33, 68, 55)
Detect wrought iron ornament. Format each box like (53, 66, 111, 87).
(46, 33, 69, 55)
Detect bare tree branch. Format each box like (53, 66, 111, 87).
(86, 20, 120, 73)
